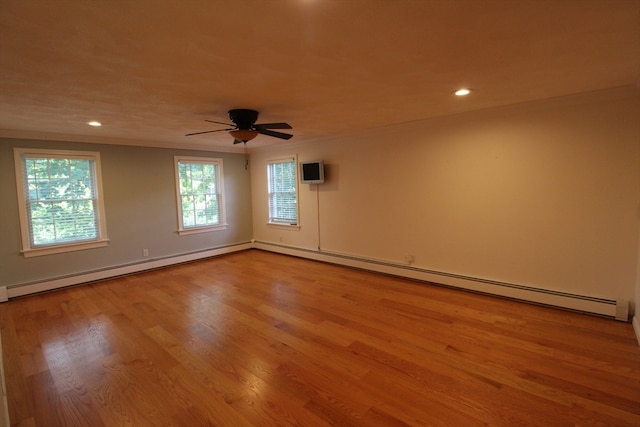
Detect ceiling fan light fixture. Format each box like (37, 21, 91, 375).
(229, 129, 259, 142)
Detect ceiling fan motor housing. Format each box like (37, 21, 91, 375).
(228, 109, 259, 129)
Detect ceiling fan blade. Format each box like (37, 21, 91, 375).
(185, 128, 232, 136)
(255, 122, 292, 130)
(205, 119, 234, 127)
(257, 128, 293, 140)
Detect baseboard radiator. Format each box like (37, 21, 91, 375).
(253, 241, 629, 322)
(2, 242, 253, 301)
(0, 240, 629, 322)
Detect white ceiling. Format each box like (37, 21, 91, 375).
(1, 0, 639, 152)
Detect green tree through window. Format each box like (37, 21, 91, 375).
(25, 157, 98, 245)
(174, 156, 226, 233)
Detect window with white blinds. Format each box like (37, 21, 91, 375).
(267, 158, 298, 225)
(174, 156, 226, 234)
(13, 148, 109, 257)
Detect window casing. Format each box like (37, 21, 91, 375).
(174, 156, 227, 235)
(14, 148, 109, 257)
(267, 157, 298, 226)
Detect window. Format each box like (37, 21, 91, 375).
(267, 157, 298, 226)
(14, 148, 109, 257)
(174, 156, 226, 234)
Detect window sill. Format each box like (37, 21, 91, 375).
(177, 224, 228, 236)
(267, 223, 300, 230)
(22, 239, 110, 258)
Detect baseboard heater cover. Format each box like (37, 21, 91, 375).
(253, 241, 628, 321)
(6, 242, 252, 299)
(633, 316, 640, 346)
(5, 241, 629, 323)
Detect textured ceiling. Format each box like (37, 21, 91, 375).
(1, 0, 639, 152)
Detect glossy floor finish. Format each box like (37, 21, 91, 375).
(1, 250, 639, 426)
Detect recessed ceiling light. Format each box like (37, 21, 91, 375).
(87, 121, 102, 127)
(453, 88, 472, 96)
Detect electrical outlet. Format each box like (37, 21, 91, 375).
(143, 248, 149, 257)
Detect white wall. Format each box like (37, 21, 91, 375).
(251, 87, 640, 316)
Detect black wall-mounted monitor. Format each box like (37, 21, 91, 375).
(300, 160, 324, 184)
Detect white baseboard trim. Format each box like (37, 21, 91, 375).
(6, 242, 252, 299)
(633, 315, 640, 346)
(254, 241, 626, 321)
(0, 331, 9, 427)
(4, 239, 630, 324)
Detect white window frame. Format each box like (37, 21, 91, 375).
(267, 156, 299, 228)
(13, 148, 109, 258)
(174, 156, 227, 235)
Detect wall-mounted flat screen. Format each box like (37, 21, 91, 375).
(300, 160, 324, 184)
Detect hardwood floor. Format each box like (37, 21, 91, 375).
(1, 249, 639, 426)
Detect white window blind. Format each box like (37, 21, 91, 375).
(267, 158, 298, 225)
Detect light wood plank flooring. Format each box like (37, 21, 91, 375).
(1, 249, 639, 426)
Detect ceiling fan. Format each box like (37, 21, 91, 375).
(186, 109, 293, 144)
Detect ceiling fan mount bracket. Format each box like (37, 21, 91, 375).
(228, 109, 258, 129)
